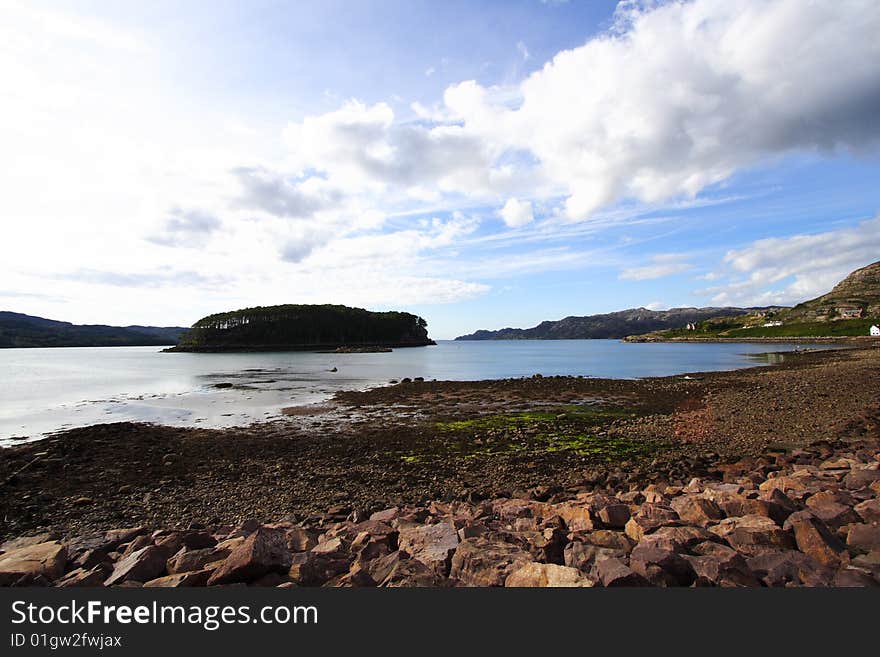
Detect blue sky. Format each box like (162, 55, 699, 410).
(2, 0, 879, 338)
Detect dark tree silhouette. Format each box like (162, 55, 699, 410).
(168, 304, 434, 352)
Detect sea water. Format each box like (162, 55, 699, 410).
(0, 340, 835, 443)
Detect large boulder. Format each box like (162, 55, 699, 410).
(207, 528, 291, 586)
(0, 541, 67, 586)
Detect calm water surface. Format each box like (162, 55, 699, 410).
(0, 340, 833, 443)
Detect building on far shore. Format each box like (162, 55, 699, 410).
(871, 324, 880, 337)
(762, 321, 783, 327)
(837, 305, 863, 319)
(685, 322, 697, 331)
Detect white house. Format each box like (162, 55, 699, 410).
(871, 325, 880, 337)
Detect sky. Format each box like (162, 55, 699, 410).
(1, 0, 879, 339)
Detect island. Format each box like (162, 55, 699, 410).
(164, 304, 436, 352)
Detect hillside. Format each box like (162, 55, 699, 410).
(783, 260, 880, 323)
(455, 306, 783, 341)
(628, 260, 880, 341)
(167, 304, 435, 352)
(0, 312, 187, 348)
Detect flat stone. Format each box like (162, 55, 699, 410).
(105, 546, 167, 586)
(56, 566, 107, 588)
(143, 570, 212, 587)
(0, 541, 67, 586)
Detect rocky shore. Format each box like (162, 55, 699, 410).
(1, 428, 878, 587)
(1, 345, 878, 586)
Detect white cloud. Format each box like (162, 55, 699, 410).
(499, 198, 534, 227)
(645, 301, 667, 311)
(443, 0, 880, 220)
(516, 41, 530, 61)
(700, 215, 880, 306)
(620, 254, 692, 281)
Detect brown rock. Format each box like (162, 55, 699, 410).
(629, 546, 696, 587)
(846, 523, 880, 552)
(0, 541, 67, 586)
(56, 566, 108, 588)
(553, 503, 595, 532)
(564, 542, 627, 572)
(366, 551, 440, 587)
(747, 551, 834, 587)
(624, 511, 679, 543)
(597, 504, 631, 529)
(1, 532, 60, 552)
(638, 525, 716, 552)
(287, 552, 350, 586)
(104, 527, 147, 551)
(398, 522, 459, 576)
(286, 527, 319, 552)
(120, 535, 152, 558)
(670, 497, 724, 527)
(833, 568, 879, 587)
(449, 538, 531, 587)
(685, 542, 761, 587)
(143, 570, 211, 587)
(505, 562, 593, 587)
(844, 468, 880, 490)
(787, 514, 846, 567)
(167, 546, 230, 574)
(854, 499, 880, 524)
(369, 507, 400, 523)
(207, 528, 291, 586)
(710, 515, 795, 556)
(105, 546, 167, 586)
(595, 557, 650, 587)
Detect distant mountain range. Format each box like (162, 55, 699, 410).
(454, 306, 785, 341)
(0, 312, 188, 348)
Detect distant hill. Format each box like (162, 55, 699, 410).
(167, 304, 435, 352)
(455, 306, 784, 341)
(628, 260, 880, 341)
(783, 260, 880, 323)
(0, 312, 188, 348)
